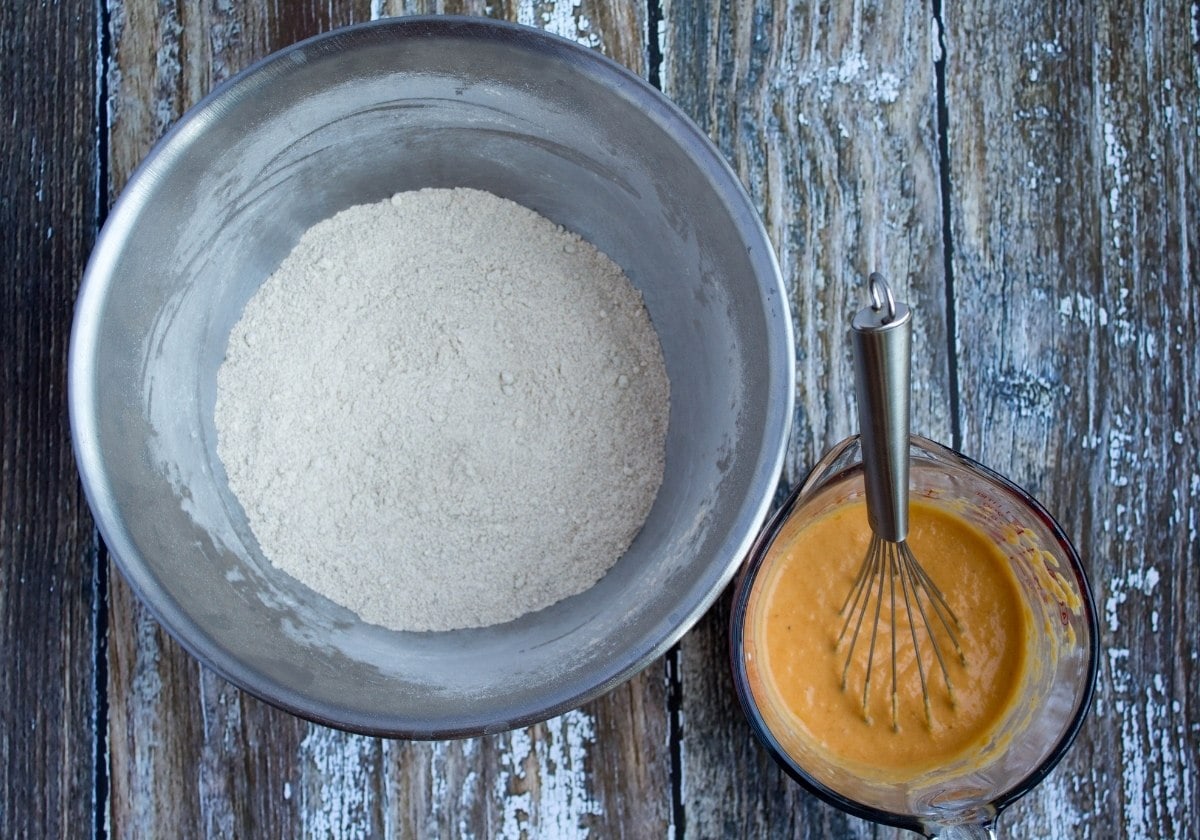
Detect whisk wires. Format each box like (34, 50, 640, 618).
(837, 534, 967, 730)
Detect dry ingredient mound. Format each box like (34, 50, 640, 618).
(215, 187, 669, 632)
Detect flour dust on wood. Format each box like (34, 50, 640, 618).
(215, 188, 669, 632)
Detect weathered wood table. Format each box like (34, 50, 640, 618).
(3, 1, 1196, 837)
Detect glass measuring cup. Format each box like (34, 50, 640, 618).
(730, 435, 1098, 837)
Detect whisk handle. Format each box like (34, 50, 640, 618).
(852, 273, 912, 543)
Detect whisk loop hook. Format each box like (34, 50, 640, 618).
(867, 272, 897, 322)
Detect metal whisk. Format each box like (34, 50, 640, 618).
(837, 273, 965, 730)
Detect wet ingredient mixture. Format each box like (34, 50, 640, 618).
(746, 499, 1031, 780)
(216, 188, 670, 632)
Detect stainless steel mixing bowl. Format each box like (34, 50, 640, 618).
(70, 17, 794, 737)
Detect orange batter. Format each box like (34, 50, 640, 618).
(745, 499, 1031, 780)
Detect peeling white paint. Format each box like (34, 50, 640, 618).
(516, 0, 600, 48)
(195, 676, 244, 837)
(1104, 566, 1160, 632)
(1107, 425, 1135, 489)
(1057, 293, 1109, 328)
(494, 710, 600, 838)
(402, 738, 482, 839)
(836, 50, 866, 83)
(1024, 769, 1088, 836)
(784, 50, 904, 106)
(1189, 473, 1200, 543)
(866, 72, 901, 104)
(298, 726, 378, 840)
(1106, 649, 1192, 835)
(458, 767, 479, 838)
(656, 10, 668, 68)
(430, 742, 450, 823)
(1023, 38, 1065, 58)
(456, 739, 480, 836)
(207, 0, 241, 83)
(129, 617, 165, 830)
(1102, 119, 1129, 259)
(152, 9, 183, 137)
(496, 726, 533, 836)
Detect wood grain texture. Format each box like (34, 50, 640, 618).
(662, 0, 952, 478)
(660, 1, 947, 836)
(0, 1, 101, 837)
(945, 1, 1200, 836)
(377, 0, 647, 77)
(104, 2, 667, 838)
(3, 0, 1193, 836)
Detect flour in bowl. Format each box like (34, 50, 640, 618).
(215, 187, 669, 631)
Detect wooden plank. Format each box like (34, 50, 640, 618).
(378, 0, 647, 77)
(105, 3, 372, 838)
(105, 2, 666, 837)
(380, 682, 668, 837)
(660, 1, 949, 836)
(945, 1, 1199, 836)
(0, 1, 101, 837)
